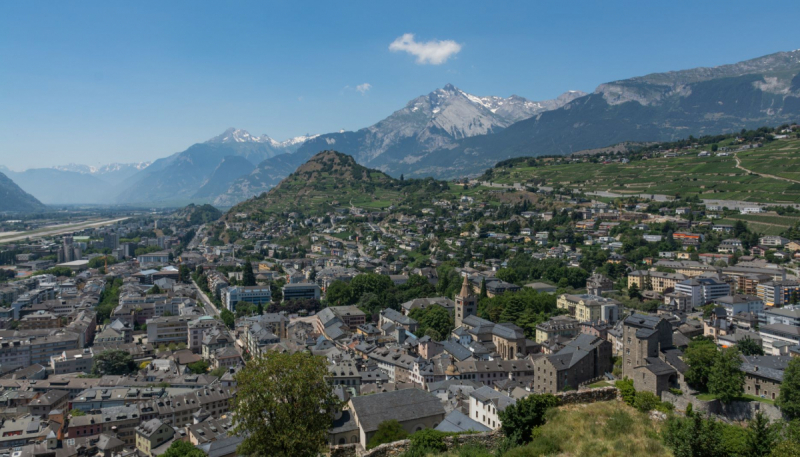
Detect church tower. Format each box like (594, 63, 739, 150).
(455, 275, 477, 328)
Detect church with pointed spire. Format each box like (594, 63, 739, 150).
(455, 275, 477, 329)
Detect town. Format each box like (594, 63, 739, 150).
(1, 126, 800, 456)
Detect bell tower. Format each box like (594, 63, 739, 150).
(455, 275, 477, 329)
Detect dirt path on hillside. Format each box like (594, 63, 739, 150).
(734, 152, 800, 184)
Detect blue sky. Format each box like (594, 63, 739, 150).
(1, 0, 798, 170)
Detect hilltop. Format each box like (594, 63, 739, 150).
(0, 171, 47, 212)
(227, 150, 449, 218)
(176, 203, 223, 225)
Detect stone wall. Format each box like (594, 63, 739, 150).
(661, 391, 784, 422)
(330, 430, 506, 457)
(556, 386, 618, 404)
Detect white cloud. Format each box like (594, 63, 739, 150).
(356, 83, 372, 94)
(389, 33, 462, 65)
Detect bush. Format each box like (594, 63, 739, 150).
(616, 378, 636, 406)
(367, 420, 409, 449)
(634, 391, 661, 413)
(669, 388, 683, 396)
(655, 401, 675, 413)
(503, 435, 561, 457)
(409, 428, 454, 452)
(409, 429, 450, 453)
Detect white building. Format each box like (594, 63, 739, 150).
(223, 286, 272, 312)
(674, 277, 730, 308)
(469, 386, 516, 431)
(714, 295, 764, 318)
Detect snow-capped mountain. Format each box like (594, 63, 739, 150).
(53, 162, 151, 176)
(206, 128, 319, 148)
(112, 128, 320, 205)
(294, 84, 585, 170)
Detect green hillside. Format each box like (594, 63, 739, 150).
(0, 171, 47, 212)
(228, 150, 448, 218)
(484, 137, 800, 205)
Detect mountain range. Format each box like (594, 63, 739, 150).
(3, 48, 800, 206)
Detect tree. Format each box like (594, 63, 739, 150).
(615, 378, 636, 406)
(325, 280, 354, 306)
(424, 328, 442, 341)
(235, 301, 256, 318)
(148, 284, 162, 295)
(633, 391, 660, 413)
(349, 273, 394, 301)
(684, 337, 718, 390)
(708, 347, 744, 403)
(499, 393, 560, 444)
(409, 305, 453, 340)
(628, 283, 641, 300)
(737, 337, 764, 356)
(92, 350, 136, 376)
(179, 264, 191, 283)
(242, 260, 256, 286)
(367, 420, 409, 449)
(187, 360, 210, 374)
(662, 414, 725, 457)
(231, 351, 340, 457)
(220, 309, 235, 329)
(160, 440, 206, 457)
(778, 357, 800, 419)
(745, 412, 777, 457)
(480, 277, 488, 299)
(70, 409, 86, 417)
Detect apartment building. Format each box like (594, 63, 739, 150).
(222, 285, 272, 312)
(146, 315, 191, 345)
(757, 280, 800, 307)
(627, 271, 687, 294)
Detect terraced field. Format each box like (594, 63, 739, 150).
(487, 138, 800, 204)
(737, 138, 800, 182)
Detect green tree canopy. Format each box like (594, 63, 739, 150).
(220, 309, 235, 329)
(231, 351, 339, 457)
(708, 347, 744, 404)
(684, 337, 718, 390)
(499, 393, 560, 444)
(92, 349, 137, 376)
(737, 337, 764, 356)
(161, 439, 206, 457)
(187, 360, 209, 374)
(663, 414, 726, 457)
(409, 305, 453, 340)
(778, 357, 800, 419)
(325, 280, 354, 306)
(242, 260, 256, 286)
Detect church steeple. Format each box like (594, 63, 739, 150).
(458, 275, 472, 299)
(454, 275, 477, 329)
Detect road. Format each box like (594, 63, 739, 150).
(734, 152, 800, 184)
(187, 224, 206, 250)
(0, 217, 130, 243)
(192, 279, 221, 317)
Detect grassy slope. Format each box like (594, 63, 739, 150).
(431, 401, 670, 457)
(486, 138, 800, 204)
